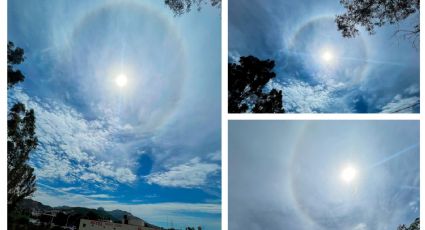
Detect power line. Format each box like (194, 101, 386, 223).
(390, 100, 420, 113)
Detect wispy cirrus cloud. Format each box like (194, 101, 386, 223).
(86, 194, 115, 199)
(229, 120, 419, 230)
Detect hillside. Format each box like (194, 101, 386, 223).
(16, 198, 160, 228)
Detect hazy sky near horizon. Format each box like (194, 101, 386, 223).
(229, 0, 419, 113)
(8, 0, 221, 229)
(229, 120, 419, 230)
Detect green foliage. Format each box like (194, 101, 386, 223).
(336, 0, 419, 38)
(164, 0, 220, 16)
(228, 56, 284, 113)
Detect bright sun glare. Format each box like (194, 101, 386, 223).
(115, 74, 128, 88)
(321, 50, 334, 63)
(341, 166, 357, 183)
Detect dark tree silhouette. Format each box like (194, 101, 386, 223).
(228, 56, 284, 113)
(398, 218, 420, 230)
(8, 41, 26, 88)
(8, 103, 38, 210)
(164, 0, 220, 16)
(336, 0, 419, 38)
(252, 89, 284, 113)
(53, 212, 68, 226)
(7, 42, 38, 211)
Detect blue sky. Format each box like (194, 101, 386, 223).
(229, 0, 419, 113)
(8, 0, 221, 229)
(229, 120, 419, 230)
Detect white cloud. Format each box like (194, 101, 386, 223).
(206, 150, 221, 162)
(146, 158, 220, 188)
(80, 173, 105, 183)
(60, 186, 83, 192)
(88, 161, 137, 184)
(353, 223, 367, 230)
(404, 84, 419, 95)
(266, 79, 341, 113)
(380, 95, 419, 113)
(9, 88, 137, 188)
(87, 194, 115, 199)
(9, 89, 220, 191)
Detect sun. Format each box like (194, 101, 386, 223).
(115, 74, 128, 88)
(340, 166, 357, 183)
(321, 50, 334, 63)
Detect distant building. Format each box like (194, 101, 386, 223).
(79, 218, 159, 230)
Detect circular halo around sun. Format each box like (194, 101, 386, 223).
(68, 2, 187, 132)
(288, 123, 369, 229)
(287, 16, 369, 86)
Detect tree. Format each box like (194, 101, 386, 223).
(8, 103, 38, 210)
(398, 218, 419, 230)
(7, 42, 38, 211)
(53, 212, 68, 226)
(252, 89, 284, 113)
(164, 0, 221, 16)
(335, 0, 419, 38)
(228, 55, 285, 113)
(8, 41, 26, 88)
